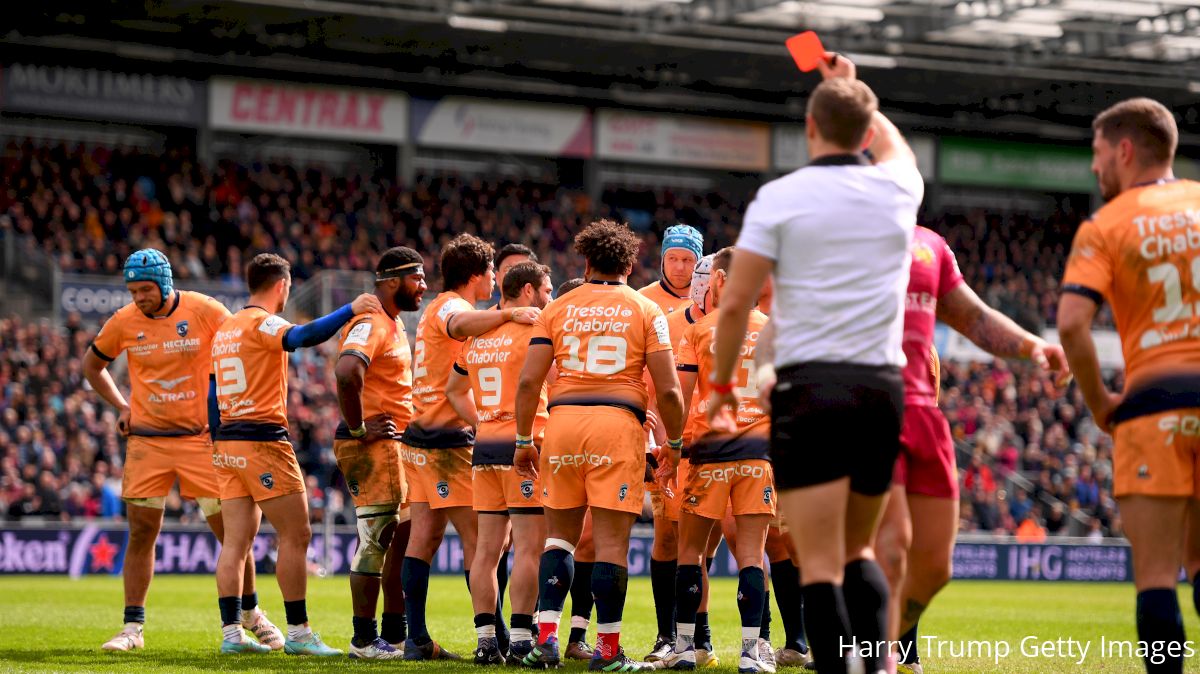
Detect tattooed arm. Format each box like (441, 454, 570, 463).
(937, 284, 1069, 381)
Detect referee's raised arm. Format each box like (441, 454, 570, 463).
(709, 52, 922, 674)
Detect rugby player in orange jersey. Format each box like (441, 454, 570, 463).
(1059, 98, 1200, 674)
(515, 219, 686, 671)
(210, 253, 381, 656)
(84, 249, 281, 653)
(445, 261, 555, 665)
(332, 246, 427, 659)
(399, 233, 541, 661)
(639, 225, 704, 663)
(660, 245, 776, 672)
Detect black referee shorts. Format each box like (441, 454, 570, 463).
(769, 361, 904, 496)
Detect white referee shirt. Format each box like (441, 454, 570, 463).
(737, 154, 923, 368)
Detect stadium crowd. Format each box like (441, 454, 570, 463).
(0, 139, 1122, 537)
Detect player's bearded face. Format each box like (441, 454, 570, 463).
(1092, 133, 1121, 202)
(128, 281, 161, 314)
(534, 277, 553, 309)
(395, 273, 426, 312)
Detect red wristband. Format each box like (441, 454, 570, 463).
(710, 380, 734, 395)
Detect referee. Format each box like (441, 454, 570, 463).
(708, 53, 922, 674)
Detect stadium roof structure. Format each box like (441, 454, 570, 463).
(5, 0, 1200, 140)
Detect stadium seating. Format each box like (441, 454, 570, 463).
(0, 139, 1120, 538)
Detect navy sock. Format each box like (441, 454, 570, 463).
(760, 590, 772, 641)
(283, 599, 307, 627)
(241, 592, 258, 613)
(218, 597, 241, 627)
(496, 558, 510, 651)
(770, 559, 807, 649)
(381, 612, 407, 644)
(352, 616, 378, 647)
(402, 556, 432, 644)
(592, 562, 629, 625)
(696, 612, 712, 652)
(738, 567, 767, 651)
(706, 557, 716, 574)
(124, 605, 146, 625)
(675, 564, 704, 629)
(800, 583, 851, 674)
(570, 560, 595, 643)
(900, 623, 920, 664)
(842, 560, 889, 673)
(475, 612, 496, 631)
(537, 547, 575, 614)
(512, 613, 534, 632)
(1136, 589, 1186, 674)
(650, 558, 678, 640)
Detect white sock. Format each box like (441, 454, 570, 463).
(222, 624, 243, 642)
(287, 624, 311, 641)
(512, 628, 534, 643)
(124, 622, 143, 633)
(742, 626, 760, 654)
(675, 624, 695, 653)
(570, 615, 589, 630)
(477, 624, 497, 640)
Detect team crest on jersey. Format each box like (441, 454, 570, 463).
(618, 483, 628, 502)
(687, 495, 698, 505)
(176, 320, 189, 337)
(912, 241, 935, 266)
(520, 480, 534, 499)
(260, 473, 274, 490)
(348, 480, 360, 496)
(763, 486, 773, 504)
(436, 481, 450, 498)
(136, 332, 146, 341)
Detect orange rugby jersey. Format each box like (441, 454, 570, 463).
(676, 307, 770, 463)
(1063, 179, 1200, 422)
(533, 280, 672, 423)
(335, 309, 413, 439)
(211, 306, 295, 440)
(401, 291, 476, 448)
(453, 320, 549, 465)
(666, 303, 704, 444)
(638, 280, 692, 316)
(91, 291, 231, 437)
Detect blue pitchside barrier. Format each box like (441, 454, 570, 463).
(0, 524, 1137, 581)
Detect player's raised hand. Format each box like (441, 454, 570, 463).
(508, 306, 541, 325)
(117, 405, 132, 437)
(816, 51, 856, 81)
(351, 293, 384, 315)
(514, 443, 539, 479)
(364, 414, 397, 443)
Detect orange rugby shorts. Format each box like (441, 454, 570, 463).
(1113, 409, 1200, 498)
(334, 438, 407, 507)
(123, 435, 220, 500)
(402, 444, 474, 509)
(541, 405, 646, 515)
(680, 458, 776, 520)
(473, 464, 542, 513)
(212, 439, 305, 502)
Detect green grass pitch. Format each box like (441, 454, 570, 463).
(0, 576, 1198, 672)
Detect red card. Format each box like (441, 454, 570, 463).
(786, 31, 825, 72)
